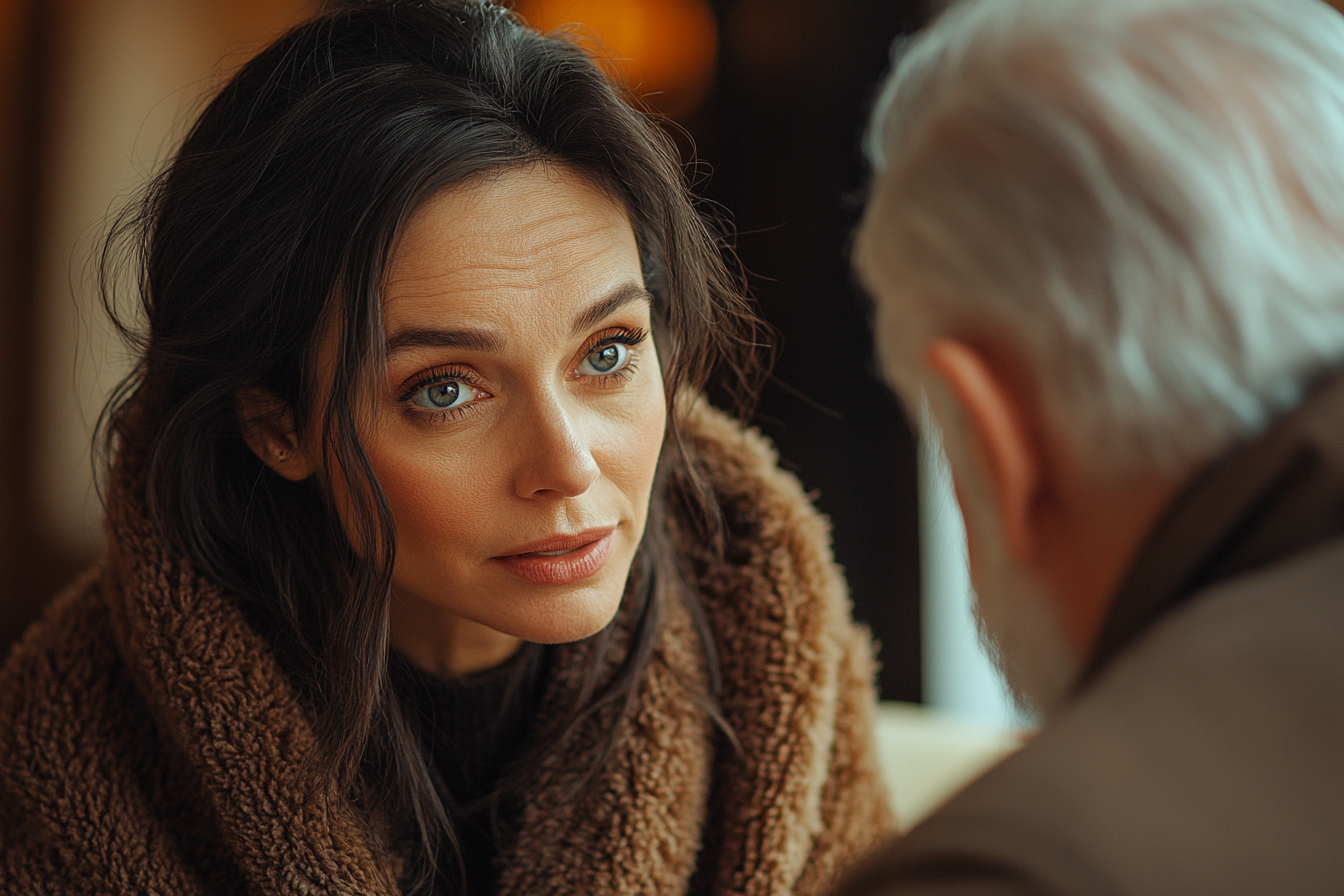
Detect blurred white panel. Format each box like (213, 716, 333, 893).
(920, 426, 1029, 729)
(36, 0, 215, 552)
(875, 701, 1022, 830)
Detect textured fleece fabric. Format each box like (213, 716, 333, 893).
(0, 401, 894, 895)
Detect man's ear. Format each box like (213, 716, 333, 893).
(924, 337, 1043, 562)
(234, 387, 314, 482)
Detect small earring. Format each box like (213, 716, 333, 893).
(275, 450, 287, 462)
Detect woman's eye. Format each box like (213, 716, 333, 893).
(578, 342, 631, 376)
(410, 379, 477, 411)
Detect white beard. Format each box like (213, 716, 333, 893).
(969, 550, 1079, 721)
(934, 410, 1081, 721)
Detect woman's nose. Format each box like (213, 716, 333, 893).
(512, 394, 601, 500)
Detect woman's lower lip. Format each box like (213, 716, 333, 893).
(492, 531, 615, 586)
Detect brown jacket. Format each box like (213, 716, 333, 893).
(837, 372, 1344, 896)
(0, 403, 893, 895)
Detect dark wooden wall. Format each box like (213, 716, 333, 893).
(0, 0, 88, 656)
(0, 0, 317, 656)
(690, 0, 931, 700)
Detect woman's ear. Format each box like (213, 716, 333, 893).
(234, 387, 314, 482)
(923, 337, 1044, 563)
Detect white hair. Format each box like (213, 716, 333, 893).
(863, 0, 1344, 471)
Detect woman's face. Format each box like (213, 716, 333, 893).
(335, 164, 667, 657)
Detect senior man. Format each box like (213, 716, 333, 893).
(844, 0, 1344, 892)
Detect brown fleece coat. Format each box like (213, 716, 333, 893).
(0, 402, 894, 895)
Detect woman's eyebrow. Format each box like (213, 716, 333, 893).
(569, 282, 653, 338)
(384, 282, 651, 356)
(385, 327, 504, 355)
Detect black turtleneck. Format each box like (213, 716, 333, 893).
(390, 643, 548, 896)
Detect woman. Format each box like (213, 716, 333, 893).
(0, 1, 893, 893)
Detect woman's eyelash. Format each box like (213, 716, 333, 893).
(396, 365, 479, 402)
(579, 327, 649, 382)
(585, 326, 648, 353)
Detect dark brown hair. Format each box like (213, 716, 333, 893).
(99, 1, 768, 891)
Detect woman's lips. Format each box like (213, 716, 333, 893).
(492, 528, 615, 586)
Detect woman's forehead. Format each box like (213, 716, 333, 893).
(380, 165, 644, 331)
(394, 164, 632, 265)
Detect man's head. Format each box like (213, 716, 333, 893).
(856, 0, 1344, 716)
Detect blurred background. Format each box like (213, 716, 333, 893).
(0, 0, 1021, 737)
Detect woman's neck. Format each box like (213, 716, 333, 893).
(389, 591, 524, 677)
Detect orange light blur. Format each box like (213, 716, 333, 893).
(206, 0, 317, 74)
(513, 0, 718, 117)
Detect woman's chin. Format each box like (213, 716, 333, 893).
(475, 580, 626, 645)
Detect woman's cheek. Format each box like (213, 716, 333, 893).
(628, 351, 668, 478)
(608, 385, 667, 493)
(367, 435, 485, 550)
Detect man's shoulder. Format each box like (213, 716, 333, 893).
(842, 537, 1344, 896)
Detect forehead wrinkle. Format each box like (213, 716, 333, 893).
(386, 265, 538, 296)
(389, 222, 625, 298)
(475, 223, 627, 276)
(380, 163, 642, 349)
